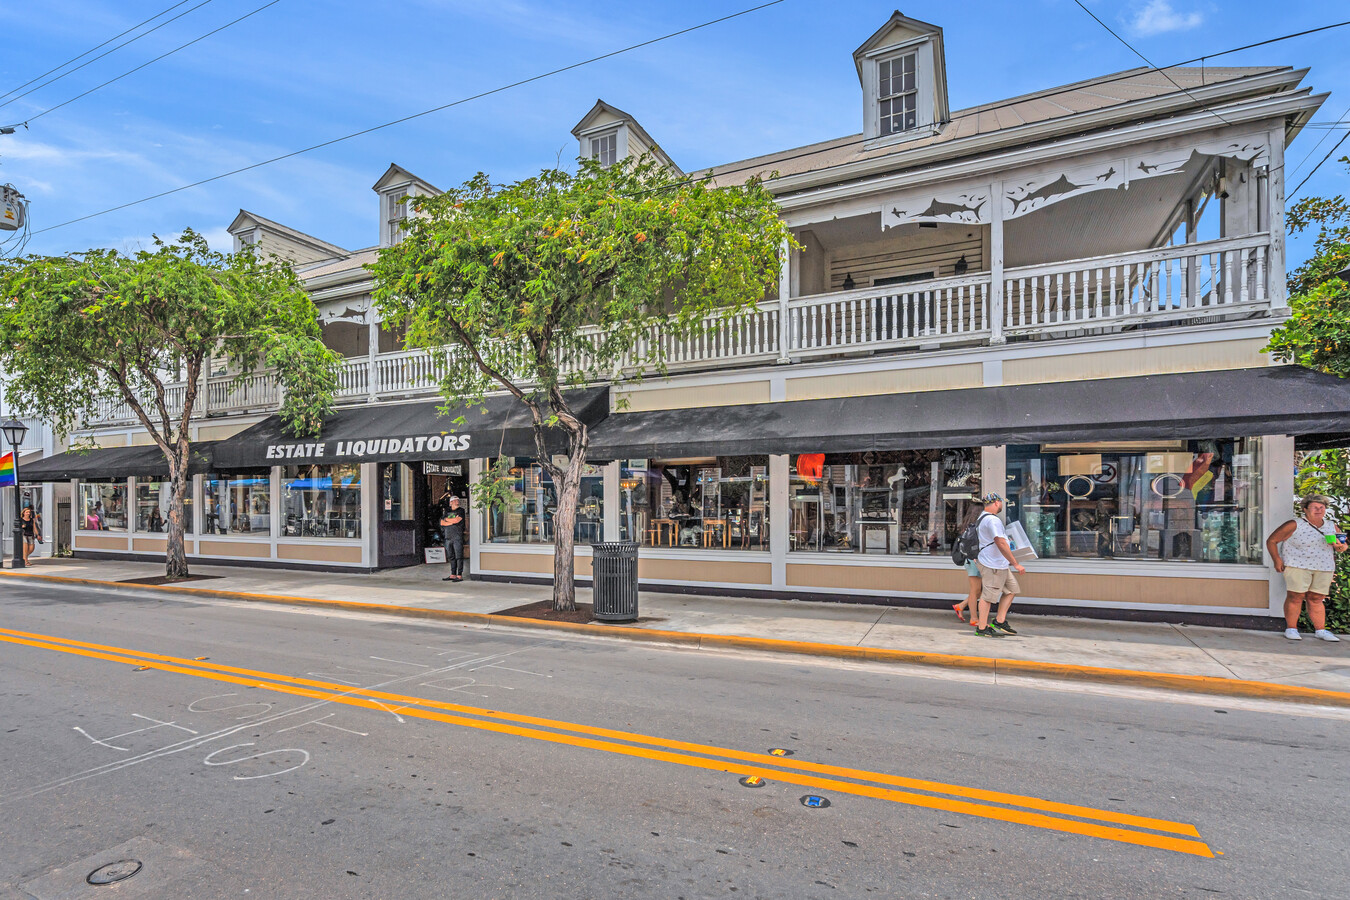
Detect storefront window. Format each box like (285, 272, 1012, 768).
(1006, 439, 1263, 563)
(79, 482, 129, 532)
(787, 450, 981, 555)
(482, 457, 605, 544)
(281, 464, 362, 538)
(135, 480, 193, 534)
(203, 473, 272, 535)
(620, 456, 770, 551)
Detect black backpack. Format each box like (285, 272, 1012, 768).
(952, 513, 992, 567)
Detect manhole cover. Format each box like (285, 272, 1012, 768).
(88, 859, 142, 885)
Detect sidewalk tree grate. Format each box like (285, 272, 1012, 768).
(87, 860, 141, 885)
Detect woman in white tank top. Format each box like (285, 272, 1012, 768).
(1266, 495, 1345, 642)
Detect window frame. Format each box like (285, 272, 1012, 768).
(862, 37, 938, 146)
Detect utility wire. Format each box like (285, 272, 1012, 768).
(32, 0, 785, 236)
(5, 0, 279, 129)
(1288, 105, 1350, 179)
(1288, 128, 1350, 201)
(0, 0, 201, 103)
(1070, 0, 1231, 126)
(0, 0, 217, 113)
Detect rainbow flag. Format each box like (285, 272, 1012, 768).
(0, 451, 13, 488)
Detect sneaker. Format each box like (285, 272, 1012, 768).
(1314, 629, 1341, 642)
(1284, 628, 1302, 641)
(991, 619, 1018, 635)
(974, 626, 1003, 637)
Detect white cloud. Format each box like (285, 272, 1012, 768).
(1129, 0, 1204, 37)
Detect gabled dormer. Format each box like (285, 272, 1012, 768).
(227, 210, 348, 265)
(570, 100, 682, 174)
(372, 164, 441, 248)
(855, 11, 949, 147)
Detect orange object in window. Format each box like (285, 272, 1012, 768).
(797, 453, 824, 480)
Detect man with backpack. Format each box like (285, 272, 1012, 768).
(970, 492, 1024, 637)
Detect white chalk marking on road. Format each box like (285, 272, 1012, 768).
(203, 743, 311, 780)
(72, 727, 128, 752)
(369, 656, 431, 668)
(130, 713, 198, 735)
(188, 693, 274, 719)
(473, 663, 551, 678)
(275, 714, 368, 737)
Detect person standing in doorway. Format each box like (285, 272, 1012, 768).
(1267, 494, 1345, 642)
(974, 492, 1025, 638)
(440, 494, 466, 583)
(20, 506, 40, 564)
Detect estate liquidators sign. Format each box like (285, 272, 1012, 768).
(264, 433, 473, 461)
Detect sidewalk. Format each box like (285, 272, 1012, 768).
(5, 556, 1350, 706)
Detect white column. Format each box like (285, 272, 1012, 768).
(1263, 435, 1294, 616)
(1267, 128, 1287, 311)
(468, 457, 484, 576)
(776, 238, 792, 364)
(602, 460, 620, 541)
(361, 462, 379, 568)
(269, 465, 282, 550)
(981, 445, 1006, 503)
(989, 182, 1005, 344)
(367, 310, 380, 403)
(769, 454, 790, 589)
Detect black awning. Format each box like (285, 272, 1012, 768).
(210, 388, 610, 469)
(18, 442, 219, 482)
(589, 367, 1350, 458)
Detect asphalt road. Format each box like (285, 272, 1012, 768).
(2, 580, 1348, 899)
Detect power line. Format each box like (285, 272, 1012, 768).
(5, 0, 279, 129)
(1070, 0, 1231, 127)
(0, 0, 218, 113)
(31, 0, 786, 236)
(1289, 106, 1350, 180)
(1288, 128, 1350, 201)
(0, 0, 201, 104)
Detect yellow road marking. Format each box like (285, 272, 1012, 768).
(0, 627, 1213, 857)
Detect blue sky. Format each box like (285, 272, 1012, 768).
(1, 0, 1347, 266)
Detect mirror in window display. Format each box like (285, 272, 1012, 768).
(135, 480, 193, 534)
(1005, 439, 1263, 563)
(481, 457, 606, 544)
(79, 482, 128, 531)
(203, 473, 271, 535)
(282, 464, 362, 538)
(788, 449, 981, 555)
(619, 457, 769, 551)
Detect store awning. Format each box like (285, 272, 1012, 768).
(210, 388, 610, 469)
(589, 367, 1350, 458)
(17, 441, 219, 482)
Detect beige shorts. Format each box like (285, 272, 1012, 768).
(977, 563, 1020, 603)
(1284, 566, 1334, 596)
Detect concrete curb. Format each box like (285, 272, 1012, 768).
(7, 569, 1350, 709)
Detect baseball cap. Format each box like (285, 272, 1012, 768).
(981, 492, 1003, 505)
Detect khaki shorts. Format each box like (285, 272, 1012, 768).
(1284, 566, 1334, 596)
(977, 562, 1020, 603)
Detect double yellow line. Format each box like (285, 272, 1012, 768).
(0, 626, 1213, 857)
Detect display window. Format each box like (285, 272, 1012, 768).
(78, 481, 129, 532)
(135, 480, 193, 534)
(282, 464, 362, 538)
(1006, 439, 1263, 563)
(787, 449, 981, 555)
(620, 456, 770, 551)
(482, 457, 605, 545)
(204, 473, 272, 535)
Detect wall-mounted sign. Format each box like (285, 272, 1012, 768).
(424, 462, 464, 475)
(264, 434, 472, 461)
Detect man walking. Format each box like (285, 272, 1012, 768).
(1266, 494, 1344, 642)
(440, 494, 466, 583)
(974, 492, 1025, 638)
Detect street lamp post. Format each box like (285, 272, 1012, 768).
(2, 417, 29, 569)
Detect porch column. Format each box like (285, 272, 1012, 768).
(1262, 435, 1294, 615)
(468, 457, 484, 577)
(989, 181, 1005, 344)
(366, 308, 379, 403)
(360, 461, 379, 568)
(602, 460, 620, 541)
(776, 238, 792, 364)
(1185, 197, 1199, 304)
(1266, 128, 1288, 312)
(769, 453, 789, 589)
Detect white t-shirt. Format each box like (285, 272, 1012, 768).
(977, 514, 1009, 569)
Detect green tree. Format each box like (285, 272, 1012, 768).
(370, 156, 791, 610)
(0, 229, 340, 579)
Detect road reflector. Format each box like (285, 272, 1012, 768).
(768, 748, 793, 756)
(739, 775, 766, 788)
(801, 795, 831, 809)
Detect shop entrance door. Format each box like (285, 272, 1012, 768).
(378, 462, 424, 568)
(423, 461, 469, 563)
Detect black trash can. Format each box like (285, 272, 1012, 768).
(591, 540, 639, 622)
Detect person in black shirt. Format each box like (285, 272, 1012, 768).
(440, 495, 466, 582)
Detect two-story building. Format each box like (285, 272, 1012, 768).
(28, 12, 1350, 622)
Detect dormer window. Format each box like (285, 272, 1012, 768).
(590, 131, 618, 167)
(878, 52, 918, 136)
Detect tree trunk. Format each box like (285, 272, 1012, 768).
(164, 450, 190, 580)
(549, 435, 589, 612)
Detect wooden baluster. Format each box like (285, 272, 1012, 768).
(1238, 248, 1250, 304)
(1255, 247, 1266, 303)
(1208, 253, 1219, 306)
(1222, 250, 1235, 305)
(944, 287, 953, 334)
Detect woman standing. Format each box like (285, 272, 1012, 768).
(20, 506, 40, 564)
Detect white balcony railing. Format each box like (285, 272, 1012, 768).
(78, 234, 1276, 429)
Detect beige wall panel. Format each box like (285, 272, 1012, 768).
(617, 381, 772, 413)
(88, 434, 129, 449)
(132, 538, 166, 552)
(479, 551, 593, 577)
(640, 557, 771, 585)
(76, 534, 130, 551)
(786, 362, 983, 402)
(1003, 340, 1271, 386)
(197, 422, 254, 442)
(130, 432, 155, 447)
(277, 543, 363, 564)
(200, 539, 272, 559)
(788, 563, 969, 594)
